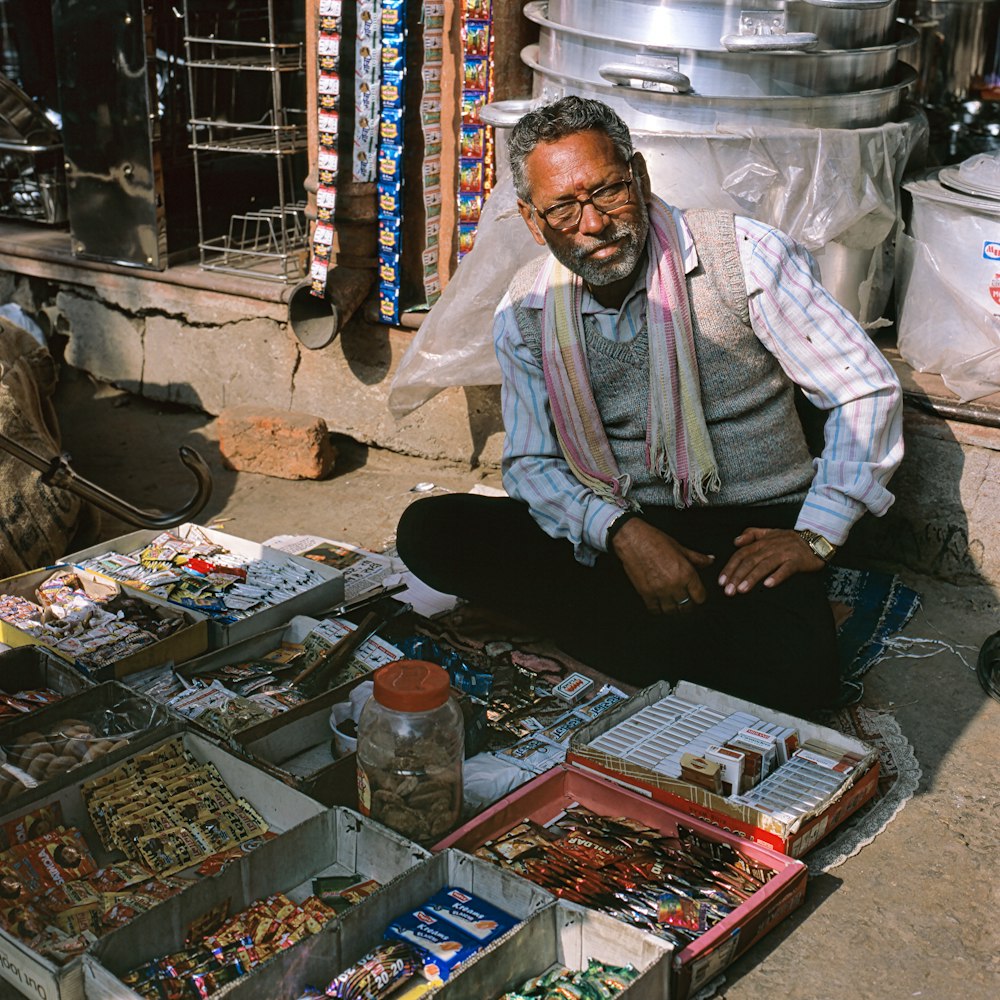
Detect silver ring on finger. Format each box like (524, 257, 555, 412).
(677, 597, 691, 607)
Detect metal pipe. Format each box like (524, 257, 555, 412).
(286, 265, 375, 348)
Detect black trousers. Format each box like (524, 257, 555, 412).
(396, 495, 840, 716)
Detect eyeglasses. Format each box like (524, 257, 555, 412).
(532, 170, 634, 232)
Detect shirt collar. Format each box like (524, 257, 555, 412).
(521, 202, 699, 313)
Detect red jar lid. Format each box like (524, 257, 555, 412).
(373, 660, 451, 712)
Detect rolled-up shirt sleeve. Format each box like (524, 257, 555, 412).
(737, 218, 904, 545)
(494, 294, 621, 565)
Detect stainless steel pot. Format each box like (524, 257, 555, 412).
(902, 0, 1000, 106)
(547, 0, 901, 53)
(523, 43, 918, 129)
(527, 1, 916, 98)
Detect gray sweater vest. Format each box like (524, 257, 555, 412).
(510, 209, 814, 508)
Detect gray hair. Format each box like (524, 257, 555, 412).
(508, 97, 635, 201)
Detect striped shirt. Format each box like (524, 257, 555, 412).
(494, 208, 903, 565)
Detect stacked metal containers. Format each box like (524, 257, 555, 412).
(523, 0, 917, 129)
(503, 0, 928, 324)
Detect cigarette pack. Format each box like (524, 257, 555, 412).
(680, 753, 723, 795)
(704, 744, 744, 797)
(552, 674, 594, 705)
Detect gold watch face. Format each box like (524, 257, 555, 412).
(801, 531, 835, 560)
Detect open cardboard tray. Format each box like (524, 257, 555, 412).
(0, 725, 326, 1000)
(431, 901, 673, 1000)
(0, 645, 93, 704)
(434, 764, 808, 1000)
(124, 616, 375, 808)
(0, 681, 172, 813)
(0, 567, 209, 681)
(566, 680, 881, 857)
(82, 810, 436, 998)
(62, 524, 345, 648)
(236, 690, 361, 809)
(86, 847, 553, 999)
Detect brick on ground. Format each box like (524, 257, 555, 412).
(216, 405, 337, 480)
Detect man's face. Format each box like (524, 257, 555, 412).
(518, 129, 650, 287)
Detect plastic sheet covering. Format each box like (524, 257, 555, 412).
(896, 231, 1000, 401)
(389, 111, 927, 418)
(389, 173, 544, 419)
(897, 157, 1000, 401)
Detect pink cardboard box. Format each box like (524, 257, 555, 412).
(434, 764, 808, 1000)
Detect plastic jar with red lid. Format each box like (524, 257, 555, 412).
(356, 659, 464, 846)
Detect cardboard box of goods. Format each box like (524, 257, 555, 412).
(117, 618, 317, 744)
(565, 680, 880, 857)
(434, 764, 808, 1000)
(0, 566, 209, 681)
(181, 613, 398, 747)
(0, 725, 325, 1000)
(0, 645, 94, 708)
(85, 845, 553, 1000)
(123, 614, 400, 807)
(82, 807, 437, 999)
(0, 680, 173, 811)
(431, 901, 673, 1000)
(62, 523, 345, 648)
(122, 615, 353, 740)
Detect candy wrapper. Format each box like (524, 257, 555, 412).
(456, 1, 495, 259)
(323, 940, 421, 999)
(376, 0, 406, 325)
(473, 806, 773, 948)
(500, 958, 638, 998)
(420, 3, 445, 306)
(0, 571, 187, 673)
(311, 2, 343, 295)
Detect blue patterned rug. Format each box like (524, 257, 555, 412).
(826, 566, 922, 706)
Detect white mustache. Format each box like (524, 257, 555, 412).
(572, 230, 630, 260)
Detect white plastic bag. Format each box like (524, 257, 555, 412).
(388, 175, 543, 419)
(389, 112, 927, 417)
(896, 232, 1000, 401)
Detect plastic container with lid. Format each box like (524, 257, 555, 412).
(356, 659, 464, 846)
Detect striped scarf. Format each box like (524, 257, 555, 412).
(541, 197, 720, 509)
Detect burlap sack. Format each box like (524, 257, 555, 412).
(0, 317, 85, 576)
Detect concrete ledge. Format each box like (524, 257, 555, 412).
(1, 265, 505, 470)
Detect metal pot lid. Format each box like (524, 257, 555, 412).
(905, 171, 1000, 217)
(938, 152, 1000, 201)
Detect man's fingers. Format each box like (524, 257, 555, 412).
(681, 545, 715, 568)
(763, 562, 798, 588)
(733, 526, 768, 548)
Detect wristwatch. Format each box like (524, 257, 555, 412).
(797, 529, 837, 563)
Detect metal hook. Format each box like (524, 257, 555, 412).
(0, 432, 213, 529)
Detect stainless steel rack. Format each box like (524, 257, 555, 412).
(183, 0, 307, 282)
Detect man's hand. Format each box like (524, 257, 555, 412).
(718, 527, 824, 596)
(611, 518, 714, 614)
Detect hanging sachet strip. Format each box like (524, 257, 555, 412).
(310, 0, 343, 297)
(354, 0, 382, 182)
(377, 0, 407, 324)
(419, 3, 444, 307)
(457, 0, 494, 262)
